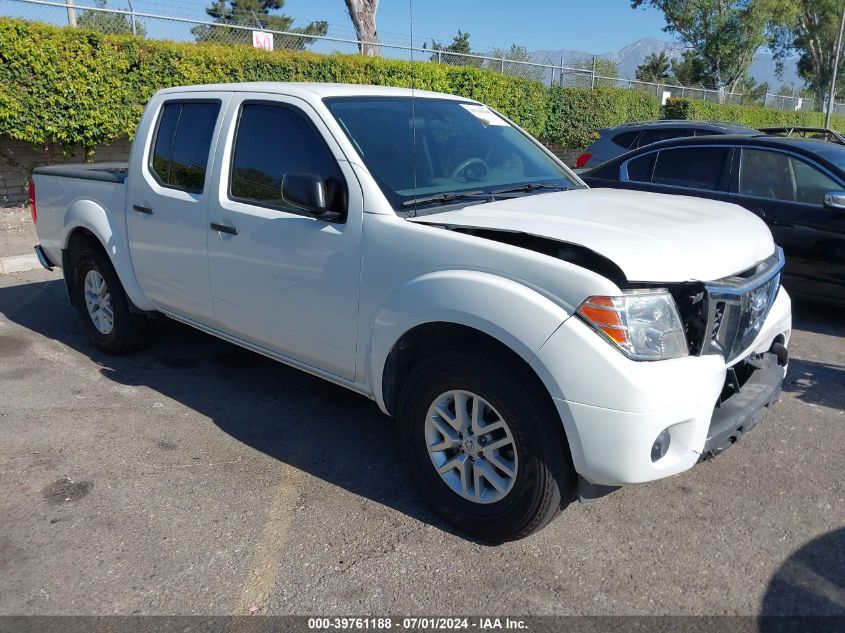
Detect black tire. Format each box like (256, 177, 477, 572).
(397, 351, 576, 542)
(71, 247, 153, 355)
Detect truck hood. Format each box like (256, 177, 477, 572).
(409, 188, 775, 282)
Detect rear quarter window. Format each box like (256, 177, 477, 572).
(611, 131, 639, 150)
(585, 161, 621, 180)
(625, 153, 656, 182)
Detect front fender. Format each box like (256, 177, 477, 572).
(366, 270, 571, 413)
(62, 200, 155, 312)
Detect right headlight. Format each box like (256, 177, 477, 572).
(576, 289, 688, 361)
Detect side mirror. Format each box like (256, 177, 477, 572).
(281, 172, 329, 217)
(823, 191, 845, 210)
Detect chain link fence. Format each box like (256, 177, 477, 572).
(764, 92, 845, 115)
(3, 0, 843, 115)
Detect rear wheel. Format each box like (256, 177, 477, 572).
(397, 352, 575, 542)
(71, 247, 153, 354)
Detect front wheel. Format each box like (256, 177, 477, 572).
(71, 247, 153, 355)
(397, 352, 575, 542)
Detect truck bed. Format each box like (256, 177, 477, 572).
(32, 162, 129, 267)
(32, 162, 129, 184)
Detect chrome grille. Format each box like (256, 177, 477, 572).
(710, 302, 725, 340)
(701, 248, 784, 363)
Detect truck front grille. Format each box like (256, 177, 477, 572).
(710, 302, 725, 341)
(700, 249, 784, 364)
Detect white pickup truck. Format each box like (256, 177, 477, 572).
(31, 83, 791, 541)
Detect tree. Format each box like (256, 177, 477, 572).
(631, 0, 791, 101)
(769, 0, 845, 109)
(671, 50, 708, 85)
(573, 56, 619, 79)
(344, 0, 379, 56)
(426, 31, 481, 66)
(735, 72, 770, 104)
(192, 0, 327, 50)
(489, 44, 544, 81)
(636, 51, 672, 82)
(78, 0, 145, 37)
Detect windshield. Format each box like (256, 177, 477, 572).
(323, 96, 582, 212)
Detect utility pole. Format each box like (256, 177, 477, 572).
(127, 0, 137, 36)
(65, 0, 77, 27)
(826, 0, 845, 128)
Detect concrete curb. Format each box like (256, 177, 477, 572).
(0, 254, 42, 275)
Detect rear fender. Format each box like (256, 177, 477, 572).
(61, 200, 155, 312)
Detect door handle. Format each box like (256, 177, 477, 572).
(210, 222, 238, 236)
(133, 204, 154, 215)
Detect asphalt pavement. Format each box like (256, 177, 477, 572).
(0, 266, 843, 616)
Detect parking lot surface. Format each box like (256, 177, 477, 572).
(1, 266, 843, 616)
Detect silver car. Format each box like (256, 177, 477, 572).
(575, 120, 757, 169)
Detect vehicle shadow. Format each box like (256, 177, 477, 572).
(0, 278, 470, 539)
(791, 300, 845, 338)
(760, 528, 845, 618)
(783, 300, 845, 411)
(782, 359, 845, 411)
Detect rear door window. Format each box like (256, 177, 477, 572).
(149, 101, 221, 193)
(651, 146, 731, 190)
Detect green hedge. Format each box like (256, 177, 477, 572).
(3, 16, 844, 155)
(664, 97, 845, 132)
(0, 17, 549, 147)
(544, 86, 662, 148)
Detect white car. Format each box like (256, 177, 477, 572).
(30, 83, 791, 541)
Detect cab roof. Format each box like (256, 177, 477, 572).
(156, 82, 474, 102)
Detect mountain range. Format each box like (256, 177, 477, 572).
(527, 38, 802, 90)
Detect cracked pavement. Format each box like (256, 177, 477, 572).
(0, 268, 843, 615)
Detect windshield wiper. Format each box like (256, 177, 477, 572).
(490, 183, 569, 195)
(400, 191, 490, 208)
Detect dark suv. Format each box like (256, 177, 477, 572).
(575, 120, 757, 169)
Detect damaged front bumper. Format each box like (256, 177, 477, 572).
(535, 286, 792, 489)
(699, 347, 787, 461)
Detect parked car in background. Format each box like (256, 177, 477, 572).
(759, 127, 845, 146)
(574, 120, 758, 168)
(581, 134, 845, 305)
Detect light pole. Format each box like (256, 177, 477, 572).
(825, 0, 845, 128)
(65, 0, 77, 27)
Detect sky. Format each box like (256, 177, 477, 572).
(0, 0, 672, 54)
(284, 0, 671, 53)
